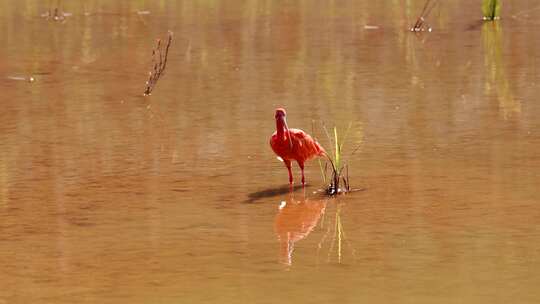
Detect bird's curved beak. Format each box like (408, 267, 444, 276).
(279, 115, 293, 150)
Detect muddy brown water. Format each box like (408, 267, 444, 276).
(1, 1, 539, 303)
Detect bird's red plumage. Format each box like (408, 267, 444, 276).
(270, 128, 325, 163)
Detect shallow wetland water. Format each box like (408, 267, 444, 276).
(1, 1, 539, 303)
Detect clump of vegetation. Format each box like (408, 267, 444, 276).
(323, 126, 350, 195)
(144, 31, 173, 96)
(410, 0, 438, 32)
(42, 0, 70, 22)
(483, 0, 502, 21)
(43, 8, 65, 21)
(318, 123, 362, 196)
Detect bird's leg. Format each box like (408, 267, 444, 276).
(284, 160, 293, 185)
(299, 162, 305, 186)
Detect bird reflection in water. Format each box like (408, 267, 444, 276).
(274, 192, 327, 265)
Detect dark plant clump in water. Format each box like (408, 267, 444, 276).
(324, 127, 350, 195)
(43, 8, 65, 21)
(144, 31, 173, 96)
(483, 0, 501, 21)
(410, 0, 438, 32)
(42, 7, 71, 22)
(41, 0, 71, 22)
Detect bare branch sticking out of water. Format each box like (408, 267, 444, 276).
(410, 0, 438, 32)
(144, 31, 173, 96)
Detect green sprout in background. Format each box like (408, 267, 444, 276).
(483, 0, 502, 20)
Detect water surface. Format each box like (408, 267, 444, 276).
(1, 1, 539, 303)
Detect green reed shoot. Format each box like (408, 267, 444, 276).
(483, 0, 501, 20)
(334, 127, 341, 171)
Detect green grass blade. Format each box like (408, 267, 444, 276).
(339, 121, 353, 154)
(322, 123, 336, 163)
(312, 120, 327, 183)
(318, 158, 326, 183)
(483, 0, 501, 20)
(334, 127, 340, 170)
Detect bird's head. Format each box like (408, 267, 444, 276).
(274, 108, 293, 149)
(274, 108, 288, 129)
(275, 108, 287, 119)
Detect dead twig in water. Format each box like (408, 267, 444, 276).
(144, 31, 173, 96)
(7, 76, 35, 83)
(410, 0, 438, 32)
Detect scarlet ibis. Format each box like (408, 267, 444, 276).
(270, 108, 326, 185)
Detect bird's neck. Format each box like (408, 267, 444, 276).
(276, 120, 287, 139)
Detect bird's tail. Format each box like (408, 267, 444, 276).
(316, 142, 327, 158)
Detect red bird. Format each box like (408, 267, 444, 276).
(270, 108, 326, 185)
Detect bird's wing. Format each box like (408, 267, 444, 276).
(289, 129, 326, 160)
